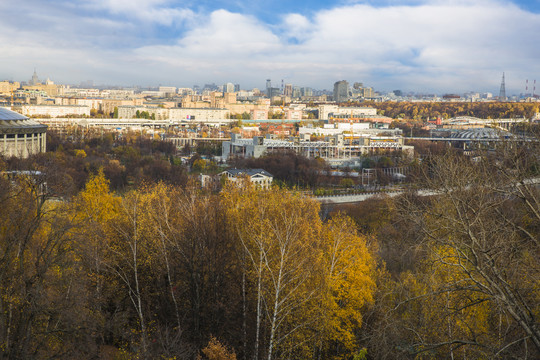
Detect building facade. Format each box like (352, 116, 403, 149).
(14, 105, 91, 117)
(118, 106, 229, 121)
(220, 168, 273, 189)
(0, 81, 20, 96)
(0, 108, 47, 158)
(222, 133, 414, 163)
(319, 105, 378, 120)
(333, 80, 349, 102)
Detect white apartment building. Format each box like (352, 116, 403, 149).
(118, 106, 229, 121)
(169, 108, 229, 121)
(117, 106, 169, 119)
(62, 88, 101, 97)
(220, 168, 273, 189)
(15, 105, 91, 117)
(77, 99, 102, 110)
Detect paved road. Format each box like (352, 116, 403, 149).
(314, 191, 404, 204)
(314, 178, 540, 204)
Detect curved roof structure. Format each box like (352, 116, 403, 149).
(0, 107, 28, 121)
(0, 107, 47, 134)
(450, 128, 512, 140)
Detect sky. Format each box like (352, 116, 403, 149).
(1, 0, 539, 94)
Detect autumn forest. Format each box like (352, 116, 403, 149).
(0, 130, 539, 360)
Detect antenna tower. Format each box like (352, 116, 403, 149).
(499, 72, 506, 101)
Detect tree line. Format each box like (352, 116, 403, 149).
(344, 101, 540, 120)
(0, 171, 376, 359)
(5, 130, 186, 198)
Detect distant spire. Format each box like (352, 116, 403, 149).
(499, 72, 506, 101)
(30, 68, 39, 85)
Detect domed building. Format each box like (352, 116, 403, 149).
(0, 107, 47, 158)
(450, 127, 513, 140)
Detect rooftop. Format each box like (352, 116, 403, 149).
(0, 107, 27, 121)
(224, 168, 273, 177)
(450, 128, 512, 140)
(0, 107, 47, 134)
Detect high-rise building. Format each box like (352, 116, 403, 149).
(333, 80, 349, 102)
(266, 79, 272, 97)
(350, 82, 373, 99)
(29, 69, 40, 86)
(301, 87, 313, 97)
(224, 82, 235, 93)
(265, 79, 280, 98)
(268, 88, 281, 98)
(292, 86, 301, 98)
(203, 83, 218, 91)
(284, 83, 293, 97)
(234, 84, 240, 92)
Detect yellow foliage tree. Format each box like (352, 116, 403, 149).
(223, 184, 377, 359)
(314, 215, 377, 359)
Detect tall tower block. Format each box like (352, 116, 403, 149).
(499, 72, 506, 101)
(266, 79, 271, 97)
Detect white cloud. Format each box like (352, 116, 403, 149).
(0, 0, 539, 92)
(128, 1, 540, 92)
(281, 13, 312, 41)
(84, 0, 194, 26)
(177, 10, 281, 54)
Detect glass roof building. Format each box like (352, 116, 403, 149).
(0, 108, 47, 158)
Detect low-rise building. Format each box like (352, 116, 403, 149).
(319, 105, 378, 120)
(222, 133, 413, 164)
(220, 168, 273, 189)
(298, 123, 399, 138)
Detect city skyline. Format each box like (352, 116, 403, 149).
(1, 1, 539, 94)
